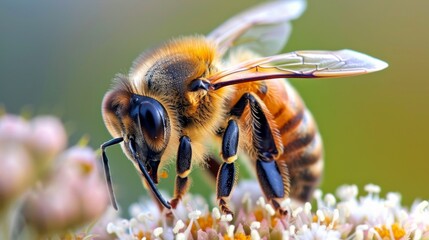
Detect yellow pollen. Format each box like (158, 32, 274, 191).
(224, 233, 251, 240)
(135, 230, 151, 240)
(191, 214, 214, 235)
(254, 209, 264, 222)
(79, 162, 94, 174)
(159, 170, 168, 179)
(312, 215, 333, 227)
(271, 216, 280, 228)
(375, 223, 405, 240)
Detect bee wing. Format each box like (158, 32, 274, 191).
(207, 0, 306, 57)
(209, 49, 388, 89)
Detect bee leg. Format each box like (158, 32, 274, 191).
(170, 136, 192, 209)
(233, 93, 289, 215)
(256, 158, 289, 215)
(217, 119, 239, 215)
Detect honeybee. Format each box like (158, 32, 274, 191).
(101, 0, 387, 215)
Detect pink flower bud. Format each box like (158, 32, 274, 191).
(28, 116, 67, 160)
(23, 182, 81, 233)
(0, 144, 33, 209)
(0, 115, 31, 143)
(22, 146, 109, 234)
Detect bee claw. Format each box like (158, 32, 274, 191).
(218, 198, 234, 217)
(271, 199, 288, 217)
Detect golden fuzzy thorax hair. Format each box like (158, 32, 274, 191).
(102, 36, 233, 169)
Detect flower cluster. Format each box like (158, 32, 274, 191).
(106, 181, 429, 240)
(1, 113, 428, 240)
(0, 114, 110, 239)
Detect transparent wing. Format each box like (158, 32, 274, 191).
(207, 0, 306, 57)
(209, 49, 388, 89)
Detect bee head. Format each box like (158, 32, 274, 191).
(102, 78, 171, 184)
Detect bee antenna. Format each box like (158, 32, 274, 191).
(101, 137, 124, 210)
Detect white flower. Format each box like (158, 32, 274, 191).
(102, 182, 428, 240)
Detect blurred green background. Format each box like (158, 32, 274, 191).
(1, 0, 428, 212)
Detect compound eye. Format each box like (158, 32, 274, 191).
(139, 101, 165, 141)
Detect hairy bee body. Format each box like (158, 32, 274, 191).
(101, 0, 387, 214)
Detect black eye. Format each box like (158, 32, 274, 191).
(139, 101, 165, 140)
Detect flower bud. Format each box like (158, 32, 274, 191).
(0, 114, 31, 143)
(22, 182, 81, 233)
(22, 146, 109, 234)
(28, 116, 67, 163)
(0, 144, 33, 210)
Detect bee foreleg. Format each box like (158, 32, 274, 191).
(217, 119, 239, 215)
(170, 136, 192, 209)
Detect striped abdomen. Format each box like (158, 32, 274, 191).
(264, 80, 324, 202)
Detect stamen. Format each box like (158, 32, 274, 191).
(106, 222, 116, 234)
(313, 189, 322, 200)
(175, 233, 186, 240)
(212, 207, 221, 220)
(416, 200, 428, 213)
(316, 210, 325, 222)
(281, 198, 291, 209)
(250, 229, 261, 240)
(265, 204, 275, 216)
(173, 220, 185, 234)
(227, 225, 235, 238)
(355, 229, 364, 240)
(369, 228, 382, 240)
(282, 230, 290, 240)
(413, 229, 422, 240)
(336, 185, 358, 201)
(364, 184, 381, 195)
(250, 221, 261, 230)
(289, 225, 296, 236)
(385, 192, 401, 207)
(324, 193, 336, 207)
(153, 227, 163, 237)
(256, 197, 266, 207)
(328, 209, 339, 229)
(292, 207, 303, 218)
(220, 214, 233, 222)
(188, 210, 202, 220)
(304, 202, 312, 215)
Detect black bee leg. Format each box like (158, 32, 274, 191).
(248, 94, 289, 215)
(170, 136, 192, 209)
(217, 119, 239, 215)
(256, 158, 289, 215)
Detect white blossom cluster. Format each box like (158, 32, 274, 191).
(105, 181, 429, 240)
